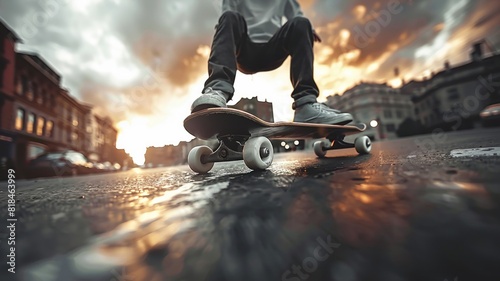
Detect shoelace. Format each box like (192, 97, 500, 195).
(203, 87, 223, 97)
(203, 87, 214, 94)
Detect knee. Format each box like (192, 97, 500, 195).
(289, 16, 312, 31)
(220, 11, 243, 23)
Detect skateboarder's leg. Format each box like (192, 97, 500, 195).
(207, 14, 246, 92)
(192, 11, 248, 112)
(279, 17, 319, 109)
(206, 11, 248, 96)
(237, 17, 319, 107)
(240, 17, 353, 125)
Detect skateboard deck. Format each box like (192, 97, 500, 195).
(183, 107, 371, 174)
(184, 107, 366, 140)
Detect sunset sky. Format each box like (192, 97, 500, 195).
(1, 0, 499, 164)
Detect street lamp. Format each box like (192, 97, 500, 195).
(370, 120, 378, 128)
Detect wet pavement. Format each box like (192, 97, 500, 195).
(1, 128, 500, 281)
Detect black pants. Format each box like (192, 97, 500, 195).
(204, 11, 319, 109)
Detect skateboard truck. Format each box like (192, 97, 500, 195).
(328, 134, 356, 150)
(202, 135, 248, 163)
(188, 135, 275, 174)
(330, 139, 356, 149)
(313, 134, 372, 158)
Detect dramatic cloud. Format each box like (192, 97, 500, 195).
(1, 0, 499, 163)
(306, 0, 500, 90)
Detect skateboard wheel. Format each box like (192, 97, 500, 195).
(313, 141, 328, 158)
(188, 146, 214, 174)
(243, 137, 274, 170)
(355, 136, 372, 154)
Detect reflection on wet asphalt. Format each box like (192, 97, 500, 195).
(3, 130, 500, 281)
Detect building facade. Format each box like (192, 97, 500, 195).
(0, 20, 20, 175)
(58, 88, 89, 152)
(145, 138, 217, 168)
(10, 52, 64, 174)
(94, 115, 118, 162)
(326, 82, 414, 140)
(409, 49, 500, 130)
(0, 19, 128, 177)
(229, 97, 274, 122)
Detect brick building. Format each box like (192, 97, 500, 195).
(12, 52, 65, 173)
(94, 115, 118, 162)
(0, 19, 130, 176)
(230, 97, 274, 122)
(57, 88, 89, 152)
(0, 20, 20, 174)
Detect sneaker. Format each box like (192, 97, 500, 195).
(191, 87, 229, 113)
(293, 103, 353, 125)
(319, 103, 341, 113)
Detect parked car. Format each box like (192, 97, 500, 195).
(480, 103, 500, 126)
(26, 150, 94, 178)
(102, 161, 121, 172)
(91, 162, 107, 174)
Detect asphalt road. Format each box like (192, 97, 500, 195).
(1, 128, 500, 281)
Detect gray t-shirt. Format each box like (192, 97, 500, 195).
(222, 0, 304, 43)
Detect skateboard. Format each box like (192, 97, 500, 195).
(183, 107, 371, 173)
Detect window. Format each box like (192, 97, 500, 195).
(15, 78, 22, 95)
(27, 113, 35, 133)
(45, 120, 54, 137)
(32, 83, 39, 102)
(396, 110, 403, 119)
(26, 81, 34, 101)
(37, 90, 44, 105)
(36, 117, 45, 136)
(243, 104, 255, 111)
(72, 115, 79, 127)
(66, 152, 87, 165)
(386, 124, 396, 132)
(15, 108, 25, 130)
(17, 75, 28, 95)
(383, 109, 393, 118)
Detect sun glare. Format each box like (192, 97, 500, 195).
(116, 119, 149, 165)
